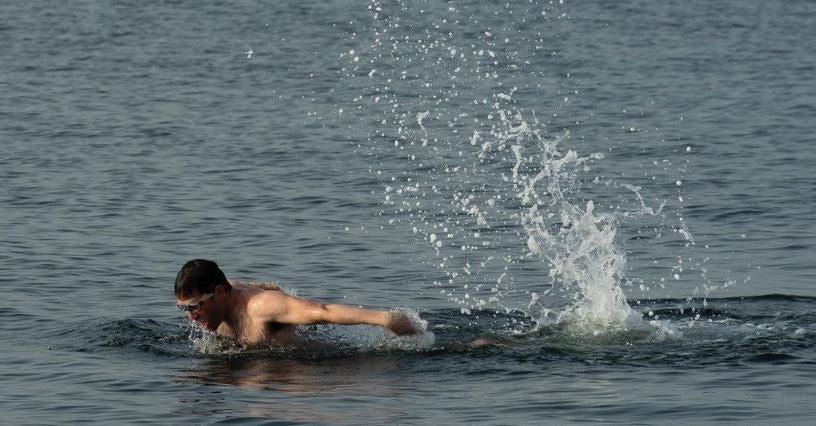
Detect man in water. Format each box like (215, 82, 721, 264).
(174, 259, 422, 348)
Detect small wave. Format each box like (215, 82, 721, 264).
(635, 294, 816, 321)
(743, 352, 799, 363)
(712, 294, 816, 303)
(47, 317, 191, 357)
(531, 309, 683, 346)
(639, 307, 728, 320)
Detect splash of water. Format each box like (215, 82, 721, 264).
(490, 112, 677, 337)
(342, 0, 691, 339)
(507, 126, 628, 327)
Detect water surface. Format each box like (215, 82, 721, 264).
(2, 0, 815, 424)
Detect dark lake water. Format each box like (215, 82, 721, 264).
(2, 0, 815, 424)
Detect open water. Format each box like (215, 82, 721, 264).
(2, 0, 816, 424)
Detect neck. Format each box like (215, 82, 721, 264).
(221, 288, 244, 329)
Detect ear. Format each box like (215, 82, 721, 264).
(214, 285, 227, 298)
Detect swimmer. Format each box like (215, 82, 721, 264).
(174, 259, 422, 348)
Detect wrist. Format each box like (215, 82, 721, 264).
(380, 311, 393, 328)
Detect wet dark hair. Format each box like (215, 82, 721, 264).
(174, 259, 232, 297)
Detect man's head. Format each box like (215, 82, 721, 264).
(174, 259, 232, 298)
(175, 259, 232, 330)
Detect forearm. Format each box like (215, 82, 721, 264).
(320, 303, 390, 328)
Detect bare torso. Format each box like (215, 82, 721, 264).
(218, 283, 297, 348)
(218, 319, 296, 348)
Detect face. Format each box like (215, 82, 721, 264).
(176, 289, 222, 331)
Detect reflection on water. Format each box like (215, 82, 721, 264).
(178, 355, 404, 392)
(174, 356, 414, 423)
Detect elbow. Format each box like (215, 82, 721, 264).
(308, 302, 330, 324)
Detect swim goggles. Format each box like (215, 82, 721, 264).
(176, 293, 214, 313)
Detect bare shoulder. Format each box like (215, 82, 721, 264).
(245, 287, 290, 317)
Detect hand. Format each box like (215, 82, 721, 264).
(386, 311, 423, 336)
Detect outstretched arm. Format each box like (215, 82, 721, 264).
(249, 292, 420, 335)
